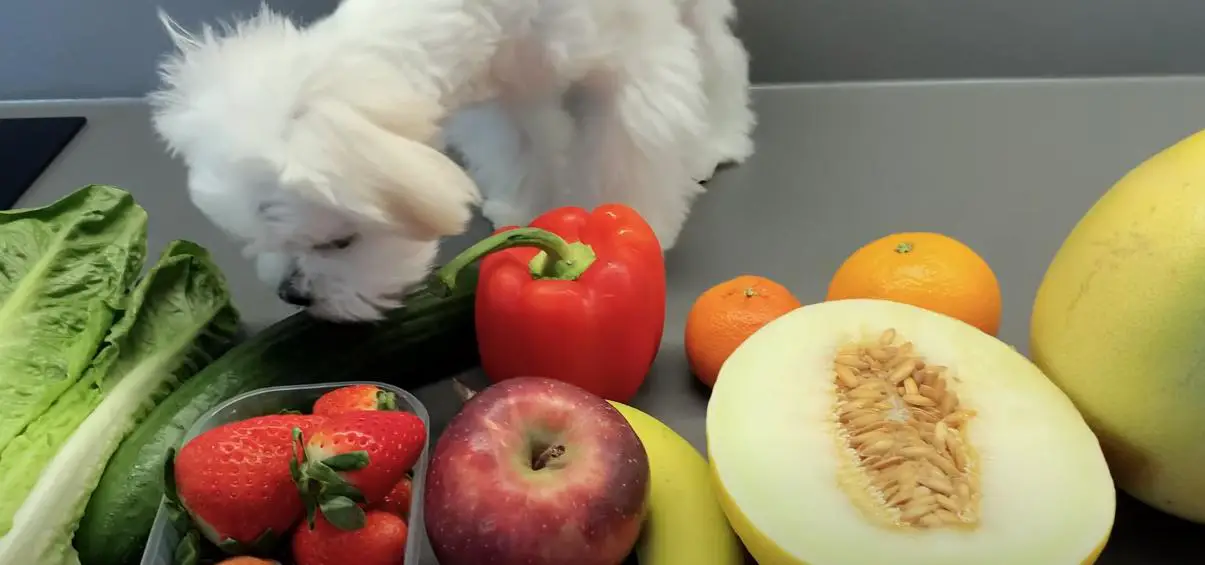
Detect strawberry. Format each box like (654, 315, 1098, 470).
(292, 510, 407, 565)
(312, 385, 398, 416)
(290, 411, 426, 530)
(169, 414, 326, 552)
(373, 475, 413, 521)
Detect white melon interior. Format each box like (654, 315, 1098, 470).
(707, 298, 1115, 565)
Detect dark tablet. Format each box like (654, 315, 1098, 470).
(0, 116, 87, 210)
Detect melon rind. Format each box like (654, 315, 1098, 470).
(1031, 127, 1205, 524)
(706, 298, 1114, 565)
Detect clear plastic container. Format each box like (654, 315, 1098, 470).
(140, 381, 434, 565)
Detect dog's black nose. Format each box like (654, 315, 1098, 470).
(277, 281, 313, 307)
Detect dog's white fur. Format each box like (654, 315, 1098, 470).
(149, 0, 755, 321)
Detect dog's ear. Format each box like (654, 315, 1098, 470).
(363, 135, 482, 240)
(277, 97, 481, 241)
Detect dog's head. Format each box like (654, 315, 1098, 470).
(148, 8, 480, 321)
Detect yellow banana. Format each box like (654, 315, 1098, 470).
(608, 401, 745, 565)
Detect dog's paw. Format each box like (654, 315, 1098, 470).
(481, 198, 533, 228)
(713, 135, 755, 167)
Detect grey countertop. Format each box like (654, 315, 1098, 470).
(5, 78, 1205, 562)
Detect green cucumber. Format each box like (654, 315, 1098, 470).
(74, 269, 478, 565)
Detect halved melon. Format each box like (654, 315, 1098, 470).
(706, 298, 1115, 565)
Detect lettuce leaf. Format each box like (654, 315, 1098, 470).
(0, 185, 148, 453)
(0, 240, 240, 565)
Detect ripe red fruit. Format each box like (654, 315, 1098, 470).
(292, 511, 408, 565)
(215, 558, 279, 565)
(291, 411, 426, 530)
(373, 476, 413, 521)
(171, 414, 326, 550)
(312, 385, 398, 417)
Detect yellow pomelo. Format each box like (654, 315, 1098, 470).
(1031, 128, 1205, 523)
(707, 298, 1114, 565)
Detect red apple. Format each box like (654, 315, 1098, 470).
(424, 377, 650, 565)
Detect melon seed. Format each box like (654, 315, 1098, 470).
(833, 328, 981, 529)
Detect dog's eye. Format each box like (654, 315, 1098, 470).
(314, 234, 358, 251)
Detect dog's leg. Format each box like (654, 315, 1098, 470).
(564, 20, 708, 250)
(443, 99, 575, 228)
(440, 101, 533, 227)
(686, 0, 756, 180)
(509, 98, 575, 222)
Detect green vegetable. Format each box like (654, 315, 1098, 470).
(76, 268, 480, 565)
(0, 185, 147, 454)
(0, 240, 240, 565)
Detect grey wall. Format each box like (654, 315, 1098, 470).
(737, 0, 1205, 84)
(3, 0, 1205, 100)
(1, 0, 336, 100)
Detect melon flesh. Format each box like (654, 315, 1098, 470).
(706, 298, 1114, 565)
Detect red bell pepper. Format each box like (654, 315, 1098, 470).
(436, 204, 666, 402)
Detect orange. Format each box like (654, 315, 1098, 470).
(684, 275, 803, 388)
(826, 232, 1002, 335)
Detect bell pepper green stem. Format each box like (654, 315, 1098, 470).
(437, 227, 597, 292)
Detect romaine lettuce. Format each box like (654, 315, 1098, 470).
(0, 239, 240, 565)
(0, 186, 148, 453)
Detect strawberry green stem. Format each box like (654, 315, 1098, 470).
(437, 227, 597, 291)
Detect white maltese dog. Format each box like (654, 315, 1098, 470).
(149, 0, 755, 321)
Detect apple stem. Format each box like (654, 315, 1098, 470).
(531, 444, 566, 471)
